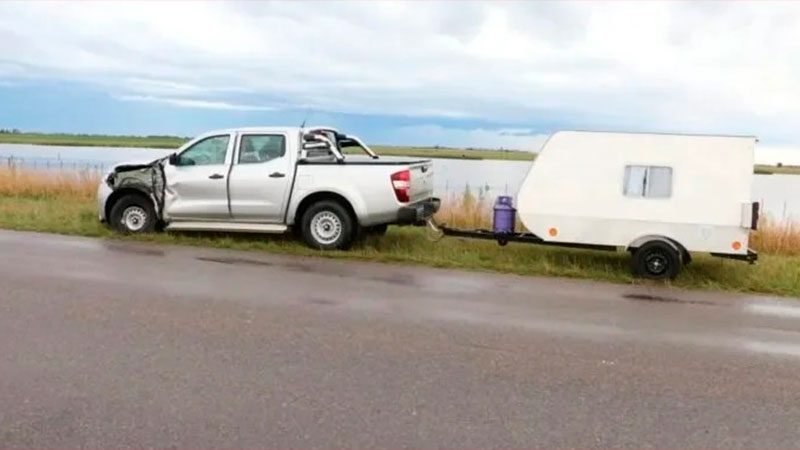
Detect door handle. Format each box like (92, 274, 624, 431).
(208, 173, 225, 180)
(269, 172, 286, 178)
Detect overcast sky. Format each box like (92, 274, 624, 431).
(1, 1, 799, 160)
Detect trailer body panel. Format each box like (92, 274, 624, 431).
(516, 131, 756, 255)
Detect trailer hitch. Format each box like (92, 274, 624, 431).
(425, 217, 445, 242)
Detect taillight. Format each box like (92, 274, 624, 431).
(391, 169, 410, 203)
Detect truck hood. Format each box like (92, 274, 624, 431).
(111, 157, 166, 173)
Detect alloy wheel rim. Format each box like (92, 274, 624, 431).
(310, 211, 342, 244)
(122, 206, 147, 231)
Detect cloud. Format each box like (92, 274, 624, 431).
(1, 1, 800, 147)
(384, 125, 548, 151)
(115, 95, 278, 111)
(120, 78, 251, 97)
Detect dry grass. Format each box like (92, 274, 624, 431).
(0, 169, 798, 297)
(751, 216, 800, 256)
(434, 190, 492, 230)
(2, 167, 800, 257)
(0, 166, 99, 200)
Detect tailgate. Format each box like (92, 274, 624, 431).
(408, 160, 434, 203)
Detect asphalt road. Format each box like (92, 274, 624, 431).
(2, 230, 800, 449)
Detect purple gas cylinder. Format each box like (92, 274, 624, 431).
(493, 195, 516, 234)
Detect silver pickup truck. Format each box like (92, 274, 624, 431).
(97, 126, 439, 250)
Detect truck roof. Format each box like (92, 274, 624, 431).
(200, 126, 341, 136)
(203, 126, 303, 135)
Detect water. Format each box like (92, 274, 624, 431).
(0, 144, 172, 172)
(2, 143, 798, 220)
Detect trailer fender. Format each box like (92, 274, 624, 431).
(627, 235, 691, 264)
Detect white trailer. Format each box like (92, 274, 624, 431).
(435, 130, 760, 279)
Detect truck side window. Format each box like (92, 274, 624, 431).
(178, 135, 229, 166)
(624, 165, 672, 198)
(238, 135, 286, 164)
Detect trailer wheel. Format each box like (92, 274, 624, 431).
(631, 241, 681, 280)
(301, 200, 355, 250)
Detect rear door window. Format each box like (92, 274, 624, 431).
(238, 135, 286, 164)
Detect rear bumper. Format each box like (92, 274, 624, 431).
(711, 248, 758, 264)
(397, 197, 440, 225)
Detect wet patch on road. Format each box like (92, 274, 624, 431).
(103, 243, 165, 256)
(284, 262, 314, 273)
(623, 293, 715, 306)
(367, 274, 417, 286)
(196, 256, 273, 267)
(284, 262, 349, 278)
(744, 302, 800, 319)
(304, 297, 338, 306)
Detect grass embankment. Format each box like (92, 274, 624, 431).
(0, 132, 188, 149)
(1, 167, 799, 297)
(754, 164, 800, 175)
(0, 132, 535, 161)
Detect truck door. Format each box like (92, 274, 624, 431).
(227, 133, 292, 223)
(163, 133, 233, 220)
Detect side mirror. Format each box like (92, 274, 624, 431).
(168, 153, 178, 165)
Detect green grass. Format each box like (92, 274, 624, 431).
(0, 132, 536, 161)
(0, 132, 189, 149)
(1, 194, 799, 298)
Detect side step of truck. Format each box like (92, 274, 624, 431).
(166, 222, 287, 234)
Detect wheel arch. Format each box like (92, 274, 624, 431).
(292, 191, 358, 228)
(105, 187, 158, 223)
(627, 234, 690, 263)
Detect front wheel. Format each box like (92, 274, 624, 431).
(109, 194, 156, 234)
(631, 241, 682, 280)
(301, 200, 355, 250)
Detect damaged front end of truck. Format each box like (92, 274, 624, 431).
(104, 158, 167, 220)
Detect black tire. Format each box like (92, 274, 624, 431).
(300, 200, 355, 250)
(109, 194, 156, 234)
(631, 241, 682, 280)
(681, 249, 692, 265)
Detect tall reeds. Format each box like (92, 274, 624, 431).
(434, 184, 492, 229)
(750, 216, 800, 256)
(2, 166, 799, 256)
(0, 165, 99, 200)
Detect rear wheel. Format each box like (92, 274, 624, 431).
(631, 241, 682, 280)
(109, 194, 156, 234)
(301, 200, 355, 250)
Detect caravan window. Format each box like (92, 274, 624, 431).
(623, 165, 672, 198)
